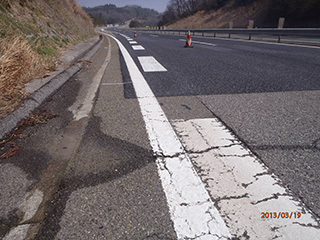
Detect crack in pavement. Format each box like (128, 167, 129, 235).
(292, 222, 320, 229)
(213, 194, 250, 203)
(251, 193, 289, 205)
(185, 144, 241, 155)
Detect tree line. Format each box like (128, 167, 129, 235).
(159, 0, 320, 27)
(84, 4, 159, 26)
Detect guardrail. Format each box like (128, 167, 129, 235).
(136, 28, 320, 44)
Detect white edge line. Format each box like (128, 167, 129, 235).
(105, 32, 231, 239)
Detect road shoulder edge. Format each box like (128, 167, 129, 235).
(0, 35, 103, 140)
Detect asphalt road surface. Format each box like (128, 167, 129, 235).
(1, 31, 319, 240)
(116, 30, 320, 216)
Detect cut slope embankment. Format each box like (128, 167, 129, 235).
(0, 0, 96, 118)
(167, 0, 273, 29)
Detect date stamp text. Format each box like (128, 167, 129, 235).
(261, 212, 302, 219)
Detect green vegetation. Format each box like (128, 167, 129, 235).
(0, 0, 96, 56)
(84, 4, 160, 27)
(89, 13, 106, 26)
(129, 20, 142, 28)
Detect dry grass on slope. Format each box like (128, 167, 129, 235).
(0, 37, 46, 118)
(167, 0, 272, 29)
(0, 0, 96, 119)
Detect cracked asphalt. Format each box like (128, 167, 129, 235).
(1, 29, 320, 240)
(117, 30, 320, 218)
(34, 36, 177, 240)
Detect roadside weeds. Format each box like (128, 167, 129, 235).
(0, 37, 52, 119)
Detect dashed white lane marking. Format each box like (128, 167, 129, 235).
(179, 39, 217, 46)
(118, 33, 134, 41)
(129, 41, 138, 44)
(106, 33, 231, 239)
(132, 45, 145, 50)
(172, 118, 320, 239)
(138, 56, 167, 72)
(119, 33, 128, 38)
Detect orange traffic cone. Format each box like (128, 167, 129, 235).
(185, 31, 193, 48)
(134, 32, 137, 38)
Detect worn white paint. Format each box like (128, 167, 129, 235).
(3, 225, 31, 240)
(72, 37, 111, 121)
(20, 189, 44, 222)
(172, 118, 320, 240)
(129, 41, 138, 44)
(106, 33, 231, 240)
(138, 56, 167, 72)
(3, 189, 44, 240)
(132, 45, 145, 50)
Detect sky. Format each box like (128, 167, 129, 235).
(77, 0, 170, 13)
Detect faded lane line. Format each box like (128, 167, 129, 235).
(129, 41, 138, 44)
(172, 118, 320, 239)
(73, 37, 111, 121)
(138, 56, 167, 72)
(179, 39, 217, 46)
(106, 33, 231, 240)
(4, 36, 113, 240)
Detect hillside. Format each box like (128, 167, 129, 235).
(84, 4, 160, 27)
(167, 0, 271, 29)
(163, 0, 320, 29)
(0, 0, 95, 118)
